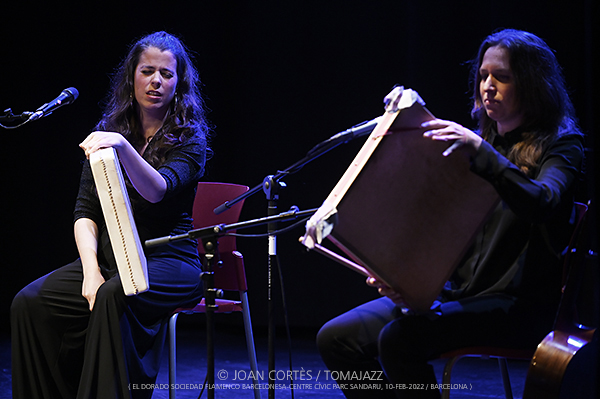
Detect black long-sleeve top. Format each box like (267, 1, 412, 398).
(443, 127, 585, 306)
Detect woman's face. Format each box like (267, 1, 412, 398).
(133, 46, 178, 120)
(479, 45, 522, 135)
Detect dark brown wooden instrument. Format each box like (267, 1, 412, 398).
(301, 89, 499, 313)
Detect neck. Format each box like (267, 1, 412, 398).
(138, 108, 168, 141)
(496, 117, 523, 136)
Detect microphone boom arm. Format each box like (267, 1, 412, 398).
(213, 117, 380, 214)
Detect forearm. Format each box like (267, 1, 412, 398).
(116, 141, 167, 203)
(80, 131, 167, 203)
(74, 217, 100, 275)
(471, 137, 583, 221)
(75, 217, 107, 310)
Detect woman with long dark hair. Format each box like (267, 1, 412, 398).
(317, 29, 584, 399)
(11, 31, 210, 398)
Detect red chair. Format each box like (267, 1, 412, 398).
(168, 182, 260, 399)
(439, 202, 589, 399)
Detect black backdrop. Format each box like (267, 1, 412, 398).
(1, 1, 596, 334)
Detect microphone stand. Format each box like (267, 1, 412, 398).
(264, 175, 279, 397)
(212, 119, 375, 398)
(0, 108, 34, 129)
(146, 207, 317, 399)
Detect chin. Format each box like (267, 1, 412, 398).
(485, 111, 502, 122)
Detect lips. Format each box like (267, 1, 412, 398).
(146, 90, 162, 97)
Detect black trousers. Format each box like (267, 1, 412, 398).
(11, 243, 203, 399)
(317, 294, 556, 399)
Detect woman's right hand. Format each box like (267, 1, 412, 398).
(82, 269, 105, 311)
(366, 276, 409, 307)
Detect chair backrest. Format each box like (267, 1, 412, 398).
(561, 202, 588, 288)
(192, 182, 250, 292)
(554, 201, 592, 332)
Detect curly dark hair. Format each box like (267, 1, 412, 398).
(470, 29, 580, 176)
(95, 31, 211, 168)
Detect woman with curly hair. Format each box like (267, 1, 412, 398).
(317, 29, 584, 399)
(11, 31, 211, 398)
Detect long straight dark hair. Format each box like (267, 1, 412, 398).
(95, 31, 211, 168)
(470, 29, 580, 176)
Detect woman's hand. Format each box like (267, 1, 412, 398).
(383, 86, 404, 113)
(421, 119, 483, 157)
(75, 218, 103, 311)
(82, 268, 105, 311)
(79, 131, 167, 203)
(366, 276, 409, 307)
(79, 131, 127, 159)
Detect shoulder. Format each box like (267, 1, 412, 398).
(553, 118, 584, 145)
(547, 129, 585, 153)
(538, 130, 585, 171)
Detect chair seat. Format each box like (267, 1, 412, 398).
(440, 346, 535, 360)
(174, 298, 243, 314)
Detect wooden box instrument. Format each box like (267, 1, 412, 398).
(90, 147, 149, 296)
(301, 89, 498, 312)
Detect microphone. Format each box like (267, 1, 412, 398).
(307, 116, 382, 156)
(29, 87, 79, 121)
(326, 116, 382, 144)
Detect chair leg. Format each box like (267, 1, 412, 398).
(441, 356, 462, 399)
(168, 313, 180, 399)
(241, 291, 261, 399)
(497, 357, 514, 399)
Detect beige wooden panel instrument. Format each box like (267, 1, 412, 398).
(90, 147, 149, 296)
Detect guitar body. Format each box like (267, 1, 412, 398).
(523, 203, 598, 398)
(523, 328, 595, 398)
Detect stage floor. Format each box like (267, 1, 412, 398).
(0, 325, 529, 398)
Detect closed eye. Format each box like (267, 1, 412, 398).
(480, 67, 512, 83)
(139, 67, 175, 79)
(494, 74, 511, 83)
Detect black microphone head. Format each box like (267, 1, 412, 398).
(62, 87, 79, 103)
(29, 87, 80, 121)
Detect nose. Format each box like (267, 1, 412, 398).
(482, 75, 495, 91)
(151, 71, 162, 88)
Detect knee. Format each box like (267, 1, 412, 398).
(316, 319, 340, 358)
(316, 317, 360, 364)
(11, 289, 27, 318)
(316, 317, 373, 365)
(11, 284, 40, 318)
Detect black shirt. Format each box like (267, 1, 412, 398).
(444, 128, 584, 306)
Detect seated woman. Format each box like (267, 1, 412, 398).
(11, 31, 211, 399)
(317, 29, 585, 399)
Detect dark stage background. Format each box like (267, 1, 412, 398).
(1, 1, 596, 337)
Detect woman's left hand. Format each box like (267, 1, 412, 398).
(421, 119, 483, 157)
(79, 131, 127, 159)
